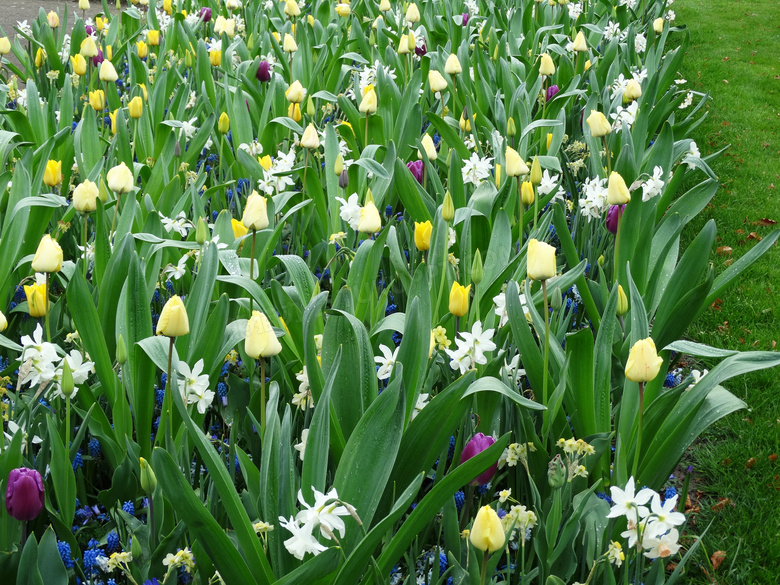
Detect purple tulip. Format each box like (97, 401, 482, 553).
(85, 25, 95, 36)
(407, 160, 423, 184)
(92, 49, 104, 67)
(460, 433, 497, 486)
(546, 84, 559, 103)
(200, 7, 212, 23)
(256, 60, 272, 82)
(5, 468, 45, 522)
(415, 42, 427, 57)
(606, 204, 625, 234)
(461, 12, 470, 26)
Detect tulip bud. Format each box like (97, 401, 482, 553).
(397, 34, 410, 55)
(256, 60, 272, 82)
(339, 169, 349, 189)
(616, 285, 629, 316)
(547, 454, 566, 488)
(99, 60, 118, 82)
(0, 310, 6, 332)
(288, 102, 302, 122)
(336, 3, 351, 17)
(527, 238, 556, 281)
(71, 54, 87, 76)
(584, 59, 592, 71)
(43, 160, 63, 187)
(156, 295, 190, 337)
(5, 468, 45, 521)
(572, 30, 588, 52)
(285, 0, 301, 16)
(459, 109, 471, 132)
(283, 33, 298, 53)
(623, 79, 642, 103)
(357, 201, 382, 233)
(136, 40, 148, 59)
(406, 32, 415, 53)
(414, 221, 432, 251)
(449, 282, 471, 317)
(471, 249, 483, 285)
(128, 96, 143, 120)
(306, 95, 316, 117)
(506, 117, 516, 137)
(379, 0, 391, 11)
(32, 235, 63, 273)
(242, 191, 269, 231)
(653, 17, 664, 34)
(107, 162, 135, 194)
(359, 87, 378, 114)
(585, 110, 612, 137)
(470, 506, 505, 553)
(460, 433, 497, 485)
(407, 160, 423, 184)
(405, 3, 420, 23)
(285, 80, 306, 103)
(174, 141, 182, 157)
(505, 147, 528, 177)
(0, 37, 11, 55)
(218, 112, 230, 135)
(109, 110, 117, 136)
(209, 50, 222, 67)
(301, 123, 320, 149)
(551, 286, 563, 311)
(521, 181, 535, 206)
(530, 156, 542, 185)
(419, 134, 437, 161)
(24, 283, 47, 318)
(539, 53, 555, 76)
(606, 204, 625, 234)
(442, 190, 455, 222)
(625, 337, 664, 383)
(195, 217, 207, 245)
(607, 172, 631, 205)
(246, 311, 282, 358)
(35, 47, 45, 68)
(60, 358, 75, 399)
(47, 11, 60, 28)
(232, 218, 249, 239)
(444, 53, 462, 75)
(495, 164, 501, 188)
(139, 457, 157, 494)
(73, 180, 99, 213)
(89, 89, 105, 112)
(116, 334, 128, 365)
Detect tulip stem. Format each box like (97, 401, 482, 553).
(516, 177, 523, 236)
(632, 381, 645, 480)
(302, 149, 310, 198)
(602, 135, 611, 175)
(260, 357, 266, 439)
(542, 280, 550, 411)
(364, 113, 369, 148)
(250, 229, 256, 315)
(434, 222, 448, 322)
(44, 272, 51, 343)
(110, 191, 121, 237)
(166, 336, 174, 442)
(533, 184, 538, 232)
(64, 397, 71, 446)
(83, 213, 89, 278)
(614, 210, 623, 285)
(479, 550, 489, 585)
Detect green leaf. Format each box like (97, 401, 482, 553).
(46, 417, 76, 529)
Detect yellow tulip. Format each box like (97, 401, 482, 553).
(444, 54, 462, 75)
(259, 155, 273, 170)
(218, 112, 230, 134)
(288, 102, 302, 122)
(163, 0, 172, 14)
(301, 123, 320, 149)
(616, 285, 629, 316)
(0, 37, 11, 55)
(242, 191, 269, 231)
(359, 87, 378, 114)
(397, 34, 410, 55)
(335, 3, 351, 17)
(43, 160, 63, 187)
(24, 283, 47, 318)
(428, 70, 448, 93)
(128, 96, 144, 120)
(405, 3, 420, 23)
(283, 33, 298, 53)
(539, 53, 555, 76)
(136, 40, 148, 58)
(0, 310, 6, 332)
(107, 162, 135, 193)
(285, 80, 306, 103)
(607, 172, 631, 205)
(623, 79, 642, 102)
(414, 221, 433, 251)
(625, 338, 664, 383)
(419, 134, 437, 161)
(138, 83, 148, 101)
(95, 16, 106, 32)
(80, 36, 98, 58)
(99, 60, 118, 82)
(284, 0, 301, 17)
(109, 110, 117, 135)
(470, 506, 505, 553)
(32, 235, 63, 273)
(245, 311, 283, 358)
(232, 218, 249, 239)
(441, 190, 455, 222)
(653, 17, 664, 34)
(572, 31, 588, 52)
(35, 48, 46, 68)
(47, 11, 60, 29)
(156, 295, 190, 337)
(71, 54, 87, 76)
(526, 238, 556, 281)
(505, 147, 528, 177)
(521, 181, 535, 206)
(530, 156, 542, 185)
(147, 30, 161, 46)
(449, 282, 471, 317)
(209, 50, 222, 67)
(357, 201, 382, 233)
(73, 180, 99, 213)
(379, 0, 391, 11)
(585, 110, 611, 137)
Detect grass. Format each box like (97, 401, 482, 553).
(669, 0, 780, 582)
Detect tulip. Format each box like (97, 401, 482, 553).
(397, 34, 410, 55)
(444, 54, 462, 75)
(73, 180, 99, 212)
(605, 204, 624, 234)
(139, 457, 157, 494)
(226, 0, 241, 9)
(539, 53, 555, 76)
(256, 60, 272, 82)
(572, 30, 588, 52)
(107, 162, 135, 193)
(623, 79, 642, 102)
(0, 37, 10, 55)
(99, 60, 118, 82)
(616, 284, 629, 316)
(95, 16, 106, 32)
(283, 33, 298, 53)
(24, 283, 47, 318)
(242, 192, 269, 231)
(200, 7, 212, 22)
(334, 153, 344, 177)
(494, 164, 502, 188)
(136, 40, 148, 59)
(92, 49, 104, 67)
(405, 3, 420, 23)
(288, 102, 302, 122)
(584, 59, 592, 71)
(32, 235, 63, 273)
(460, 433, 497, 485)
(285, 0, 301, 17)
(419, 134, 437, 161)
(449, 282, 471, 317)
(0, 310, 5, 332)
(527, 238, 556, 281)
(357, 201, 382, 233)
(505, 147, 528, 177)
(71, 54, 87, 76)
(472, 249, 483, 284)
(407, 160, 423, 184)
(5, 468, 45, 521)
(35, 48, 45, 68)
(89, 90, 105, 111)
(147, 30, 160, 46)
(521, 181, 535, 205)
(109, 110, 117, 135)
(209, 50, 222, 67)
(470, 506, 505, 553)
(218, 112, 230, 135)
(546, 84, 559, 102)
(530, 156, 542, 185)
(286, 80, 306, 103)
(428, 70, 448, 93)
(232, 218, 249, 239)
(607, 172, 631, 205)
(47, 11, 60, 28)
(442, 190, 455, 222)
(43, 160, 63, 187)
(245, 311, 282, 358)
(585, 110, 611, 137)
(414, 221, 433, 251)
(156, 295, 190, 337)
(336, 3, 351, 16)
(79, 0, 91, 9)
(301, 123, 320, 149)
(138, 83, 148, 101)
(507, 117, 516, 137)
(128, 96, 143, 120)
(653, 17, 664, 34)
(625, 338, 664, 383)
(379, 0, 391, 11)
(162, 0, 172, 13)
(461, 12, 470, 26)
(459, 111, 472, 132)
(407, 31, 416, 53)
(359, 87, 378, 114)
(415, 42, 427, 57)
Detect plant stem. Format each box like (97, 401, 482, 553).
(110, 191, 121, 236)
(434, 221, 449, 322)
(632, 381, 645, 479)
(542, 280, 550, 410)
(533, 185, 538, 231)
(260, 357, 266, 438)
(83, 213, 89, 278)
(65, 397, 70, 446)
(250, 229, 256, 315)
(166, 336, 174, 442)
(302, 149, 310, 198)
(614, 208, 623, 285)
(364, 113, 369, 147)
(602, 135, 612, 174)
(479, 550, 489, 585)
(44, 272, 51, 343)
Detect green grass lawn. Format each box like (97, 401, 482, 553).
(671, 0, 780, 582)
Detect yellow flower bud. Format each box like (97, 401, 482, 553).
(47, 11, 60, 29)
(71, 54, 87, 76)
(35, 48, 45, 68)
(0, 310, 6, 332)
(379, 0, 391, 11)
(89, 89, 105, 112)
(43, 160, 63, 187)
(357, 201, 382, 233)
(288, 102, 302, 122)
(156, 295, 190, 337)
(301, 123, 320, 149)
(444, 53, 462, 75)
(521, 181, 535, 205)
(147, 30, 160, 46)
(32, 234, 63, 273)
(109, 110, 117, 135)
(539, 53, 555, 76)
(24, 282, 47, 318)
(623, 79, 642, 103)
(95, 16, 106, 32)
(99, 60, 118, 82)
(73, 180, 99, 213)
(572, 30, 588, 52)
(136, 40, 148, 59)
(359, 87, 378, 114)
(405, 3, 420, 23)
(162, 0, 172, 14)
(470, 505, 505, 552)
(507, 117, 516, 137)
(397, 34, 410, 55)
(471, 249, 483, 285)
(419, 134, 437, 161)
(107, 162, 135, 193)
(546, 133, 553, 151)
(428, 70, 448, 93)
(283, 33, 298, 53)
(527, 238, 556, 281)
(625, 338, 664, 383)
(139, 457, 157, 494)
(218, 112, 230, 134)
(336, 3, 351, 17)
(653, 17, 664, 34)
(607, 172, 631, 205)
(209, 50, 222, 67)
(286, 80, 306, 103)
(245, 311, 282, 358)
(242, 191, 269, 231)
(505, 147, 528, 177)
(0, 37, 11, 56)
(449, 282, 471, 317)
(584, 59, 592, 71)
(530, 156, 542, 185)
(414, 221, 432, 251)
(232, 218, 249, 239)
(285, 0, 301, 17)
(128, 96, 143, 120)
(586, 110, 612, 137)
(442, 190, 455, 222)
(259, 155, 273, 170)
(616, 285, 629, 316)
(495, 164, 502, 187)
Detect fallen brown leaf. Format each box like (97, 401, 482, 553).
(769, 454, 777, 462)
(716, 246, 733, 255)
(711, 551, 727, 572)
(754, 218, 777, 226)
(711, 497, 733, 512)
(746, 457, 757, 468)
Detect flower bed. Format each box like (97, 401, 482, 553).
(0, 0, 778, 583)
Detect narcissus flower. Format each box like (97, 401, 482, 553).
(107, 162, 135, 193)
(586, 110, 612, 137)
(24, 283, 47, 318)
(470, 506, 505, 553)
(527, 239, 556, 281)
(5, 468, 45, 521)
(157, 295, 190, 337)
(607, 172, 631, 205)
(32, 235, 63, 273)
(245, 311, 283, 358)
(242, 191, 269, 231)
(73, 180, 99, 212)
(414, 221, 432, 251)
(625, 338, 664, 383)
(43, 160, 63, 187)
(449, 282, 470, 317)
